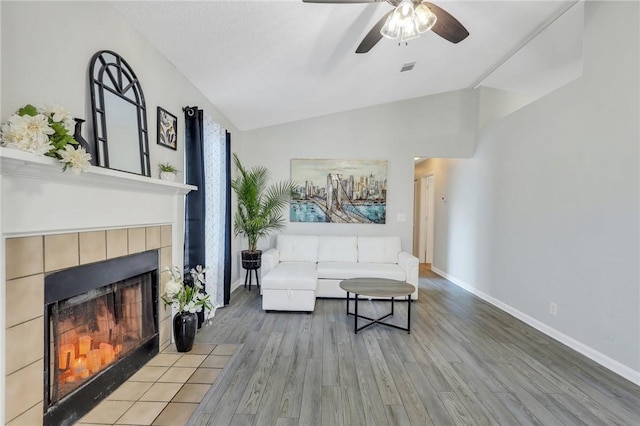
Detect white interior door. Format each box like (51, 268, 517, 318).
(425, 175, 435, 264)
(413, 179, 420, 257)
(418, 176, 428, 263)
(418, 175, 436, 264)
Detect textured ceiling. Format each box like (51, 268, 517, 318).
(114, 0, 582, 131)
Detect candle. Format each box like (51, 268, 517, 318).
(100, 343, 114, 365)
(58, 344, 75, 370)
(73, 357, 87, 379)
(87, 349, 102, 374)
(78, 336, 92, 356)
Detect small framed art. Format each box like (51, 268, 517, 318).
(157, 107, 177, 150)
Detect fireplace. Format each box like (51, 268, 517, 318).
(43, 251, 159, 425)
(2, 148, 191, 424)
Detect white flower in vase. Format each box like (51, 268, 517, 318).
(164, 279, 183, 299)
(190, 265, 206, 287)
(42, 104, 75, 132)
(2, 114, 55, 155)
(1, 104, 94, 174)
(57, 145, 92, 175)
(161, 264, 212, 314)
(185, 300, 199, 314)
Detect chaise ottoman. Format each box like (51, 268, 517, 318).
(262, 262, 317, 312)
(261, 235, 318, 312)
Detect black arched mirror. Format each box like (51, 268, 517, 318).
(89, 50, 150, 176)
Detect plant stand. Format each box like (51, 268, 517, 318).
(241, 250, 262, 291)
(244, 266, 260, 291)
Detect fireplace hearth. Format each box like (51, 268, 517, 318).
(43, 251, 160, 426)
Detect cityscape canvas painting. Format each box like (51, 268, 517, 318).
(290, 159, 387, 223)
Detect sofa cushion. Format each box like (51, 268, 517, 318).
(317, 236, 358, 263)
(357, 236, 401, 263)
(262, 262, 318, 291)
(277, 234, 318, 262)
(317, 262, 405, 281)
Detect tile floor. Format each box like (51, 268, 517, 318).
(77, 343, 238, 425)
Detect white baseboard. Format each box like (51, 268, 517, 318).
(430, 266, 640, 386)
(231, 279, 242, 293)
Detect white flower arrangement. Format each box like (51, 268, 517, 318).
(0, 104, 91, 173)
(161, 265, 213, 314)
(58, 144, 92, 175)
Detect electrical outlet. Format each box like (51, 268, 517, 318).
(550, 302, 557, 316)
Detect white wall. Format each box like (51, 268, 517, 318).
(0, 1, 242, 286)
(424, 1, 639, 381)
(0, 2, 4, 422)
(475, 86, 535, 130)
(0, 3, 246, 420)
(1, 1, 238, 176)
(240, 89, 478, 252)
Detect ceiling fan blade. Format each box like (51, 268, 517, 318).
(302, 0, 385, 3)
(424, 2, 469, 44)
(356, 10, 393, 54)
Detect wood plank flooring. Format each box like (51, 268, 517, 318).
(190, 265, 640, 425)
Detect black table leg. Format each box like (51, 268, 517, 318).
(244, 269, 249, 290)
(407, 295, 411, 334)
(346, 292, 350, 316)
(346, 294, 411, 334)
(354, 293, 359, 334)
(340, 279, 415, 334)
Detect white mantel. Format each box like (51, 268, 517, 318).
(0, 146, 195, 424)
(0, 147, 195, 236)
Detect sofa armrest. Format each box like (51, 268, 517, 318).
(398, 251, 419, 299)
(260, 248, 280, 280)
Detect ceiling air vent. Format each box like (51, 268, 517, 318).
(400, 62, 416, 73)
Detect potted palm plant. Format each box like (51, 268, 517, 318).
(231, 153, 296, 273)
(158, 162, 179, 181)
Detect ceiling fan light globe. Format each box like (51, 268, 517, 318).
(400, 21, 420, 42)
(396, 0, 415, 21)
(414, 3, 437, 33)
(380, 12, 401, 39)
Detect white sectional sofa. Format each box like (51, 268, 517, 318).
(260, 234, 419, 312)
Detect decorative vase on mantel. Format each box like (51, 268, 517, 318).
(159, 171, 176, 181)
(73, 118, 96, 165)
(173, 311, 197, 352)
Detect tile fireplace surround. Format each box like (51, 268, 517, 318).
(0, 147, 196, 425)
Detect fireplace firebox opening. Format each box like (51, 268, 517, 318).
(43, 250, 159, 426)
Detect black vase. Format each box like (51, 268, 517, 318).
(73, 118, 96, 165)
(173, 312, 198, 352)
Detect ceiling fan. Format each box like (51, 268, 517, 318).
(302, 0, 469, 54)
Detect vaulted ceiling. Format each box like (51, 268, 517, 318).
(114, 0, 583, 131)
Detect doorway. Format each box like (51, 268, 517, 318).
(415, 175, 435, 264)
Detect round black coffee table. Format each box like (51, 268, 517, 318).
(339, 277, 415, 334)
